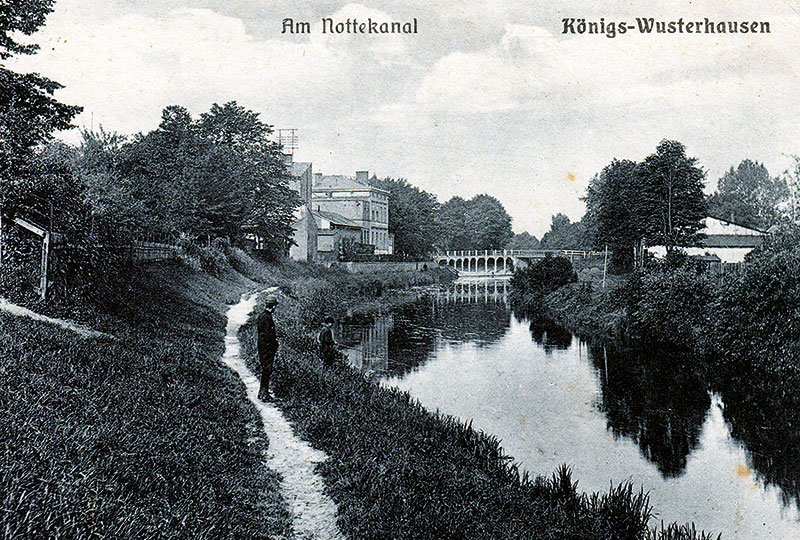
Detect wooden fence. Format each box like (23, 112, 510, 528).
(131, 240, 180, 262)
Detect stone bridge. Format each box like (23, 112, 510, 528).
(435, 249, 596, 276)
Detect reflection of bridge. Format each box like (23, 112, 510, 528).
(436, 279, 509, 304)
(435, 250, 596, 276)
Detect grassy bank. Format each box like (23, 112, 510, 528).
(1, 264, 292, 539)
(238, 266, 717, 540)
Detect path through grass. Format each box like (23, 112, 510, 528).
(221, 288, 344, 540)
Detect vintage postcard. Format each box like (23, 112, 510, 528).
(2, 1, 799, 539)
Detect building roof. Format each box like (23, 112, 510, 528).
(289, 162, 311, 177)
(700, 235, 764, 248)
(702, 216, 768, 236)
(313, 174, 389, 194)
(690, 254, 722, 263)
(312, 210, 361, 229)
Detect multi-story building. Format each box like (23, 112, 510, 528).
(311, 170, 393, 255)
(284, 156, 318, 262)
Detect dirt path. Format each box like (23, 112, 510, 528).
(0, 298, 113, 339)
(222, 289, 345, 540)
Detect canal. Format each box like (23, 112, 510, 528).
(338, 278, 800, 539)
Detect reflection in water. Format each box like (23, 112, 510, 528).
(589, 345, 710, 478)
(718, 375, 800, 511)
(338, 279, 511, 377)
(339, 278, 800, 538)
(527, 319, 574, 353)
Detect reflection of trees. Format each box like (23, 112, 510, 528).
(589, 345, 709, 478)
(385, 298, 511, 377)
(341, 293, 512, 378)
(430, 300, 510, 346)
(527, 319, 573, 353)
(717, 371, 800, 510)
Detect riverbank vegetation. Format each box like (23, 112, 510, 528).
(3, 244, 715, 539)
(0, 240, 458, 538)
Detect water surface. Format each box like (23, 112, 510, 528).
(338, 279, 800, 539)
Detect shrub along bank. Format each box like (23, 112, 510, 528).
(523, 233, 800, 370)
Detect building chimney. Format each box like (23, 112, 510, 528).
(313, 173, 322, 185)
(355, 170, 369, 184)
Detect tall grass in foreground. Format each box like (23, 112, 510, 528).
(240, 287, 715, 540)
(1, 265, 292, 539)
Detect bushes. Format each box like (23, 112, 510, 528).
(620, 264, 715, 349)
(705, 231, 800, 373)
(510, 255, 577, 308)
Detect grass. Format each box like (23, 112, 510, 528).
(533, 280, 627, 343)
(1, 263, 292, 539)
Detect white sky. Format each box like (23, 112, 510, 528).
(8, 0, 800, 236)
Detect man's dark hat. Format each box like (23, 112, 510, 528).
(264, 294, 279, 306)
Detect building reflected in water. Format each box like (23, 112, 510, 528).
(338, 313, 392, 375)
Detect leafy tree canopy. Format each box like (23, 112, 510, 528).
(507, 231, 541, 250)
(638, 140, 707, 248)
(0, 0, 81, 211)
(369, 177, 440, 257)
(116, 102, 299, 253)
(540, 213, 591, 250)
(585, 140, 707, 272)
(0, 0, 55, 59)
(707, 159, 788, 230)
(438, 194, 513, 251)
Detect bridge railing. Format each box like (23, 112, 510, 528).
(439, 249, 600, 258)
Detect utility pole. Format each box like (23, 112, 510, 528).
(602, 244, 608, 289)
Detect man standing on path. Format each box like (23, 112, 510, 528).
(257, 295, 279, 401)
(319, 316, 338, 367)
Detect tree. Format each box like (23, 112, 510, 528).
(0, 0, 82, 212)
(585, 141, 707, 272)
(438, 194, 513, 251)
(199, 102, 300, 254)
(369, 177, 440, 257)
(638, 140, 707, 249)
(585, 159, 642, 271)
(116, 102, 300, 255)
(509, 255, 578, 307)
(787, 156, 800, 224)
(507, 231, 541, 250)
(540, 213, 590, 250)
(437, 197, 471, 251)
(707, 160, 788, 229)
(470, 194, 514, 250)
